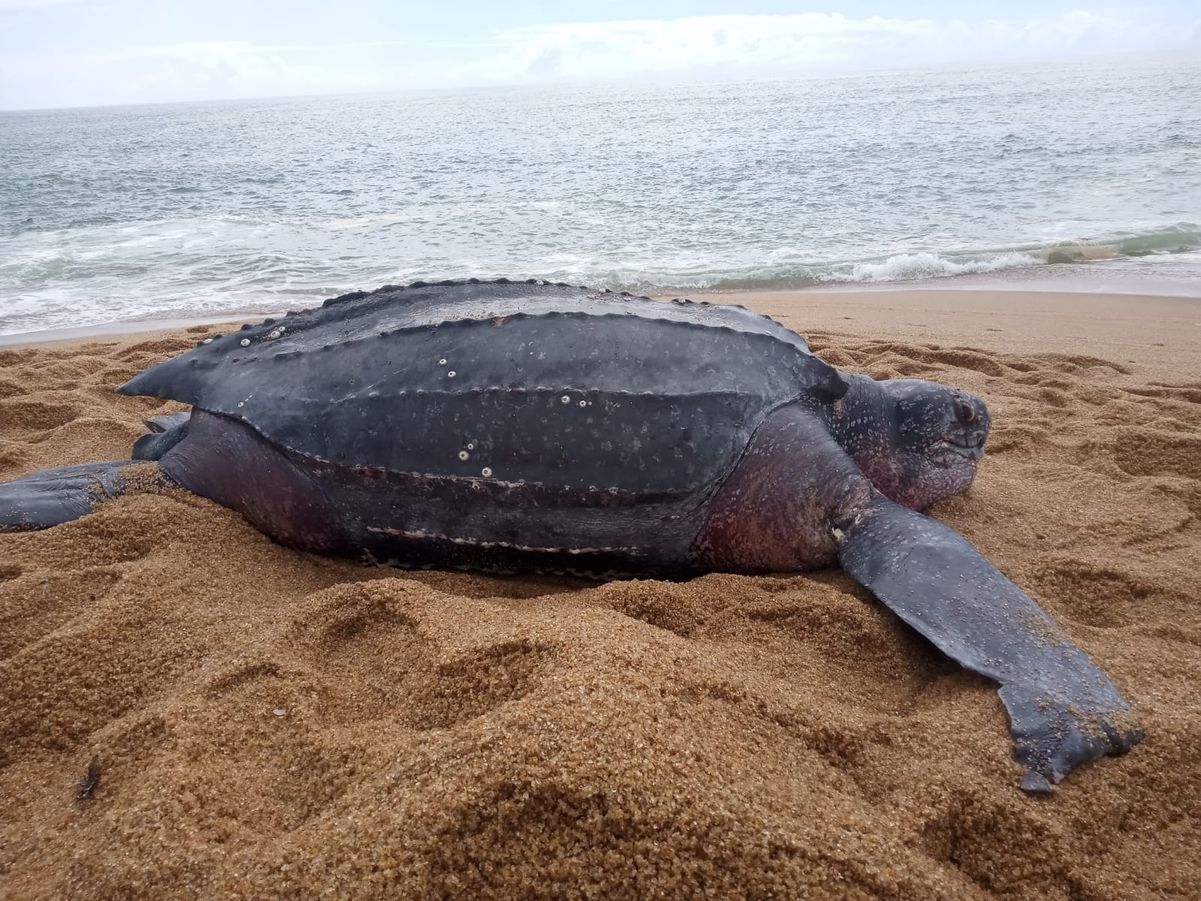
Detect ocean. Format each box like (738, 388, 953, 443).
(1, 52, 1199, 337)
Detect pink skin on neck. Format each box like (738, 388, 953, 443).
(853, 445, 980, 512)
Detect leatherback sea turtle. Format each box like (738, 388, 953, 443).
(0, 279, 1140, 791)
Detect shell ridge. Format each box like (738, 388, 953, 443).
(116, 281, 843, 500)
(215, 309, 811, 359)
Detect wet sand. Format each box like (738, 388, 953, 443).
(1, 288, 1199, 898)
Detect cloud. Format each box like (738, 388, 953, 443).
(109, 41, 374, 99)
(0, 8, 1194, 108)
(471, 11, 1188, 83)
(1, 40, 392, 107)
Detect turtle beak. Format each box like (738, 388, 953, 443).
(955, 437, 986, 462)
(937, 433, 986, 462)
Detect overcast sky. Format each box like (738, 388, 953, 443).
(1, 1, 1198, 109)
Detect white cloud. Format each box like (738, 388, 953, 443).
(469, 11, 1187, 83)
(0, 8, 1194, 108)
(110, 41, 379, 100)
(1, 40, 391, 107)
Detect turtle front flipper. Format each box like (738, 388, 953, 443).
(837, 495, 1143, 792)
(0, 461, 165, 532)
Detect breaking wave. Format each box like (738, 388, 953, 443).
(3, 61, 1200, 335)
(828, 250, 1039, 283)
(700, 225, 1201, 293)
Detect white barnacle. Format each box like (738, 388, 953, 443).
(458, 450, 470, 461)
(466, 442, 475, 450)
(481, 466, 493, 477)
(447, 370, 457, 378)
(578, 399, 587, 407)
(266, 329, 282, 340)
(560, 395, 570, 404)
(438, 358, 448, 365)
(831, 527, 845, 541)
(202, 337, 214, 345)
(240, 338, 251, 347)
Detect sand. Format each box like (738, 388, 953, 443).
(1, 287, 1199, 899)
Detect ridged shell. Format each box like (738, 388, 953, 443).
(118, 280, 846, 497)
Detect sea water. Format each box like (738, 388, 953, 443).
(1, 52, 1198, 336)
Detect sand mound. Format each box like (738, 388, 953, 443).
(1, 324, 1198, 898)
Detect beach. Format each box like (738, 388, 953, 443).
(1, 286, 1199, 898)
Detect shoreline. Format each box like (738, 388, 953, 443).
(5, 285, 1199, 380)
(0, 311, 259, 348)
(4, 249, 1200, 344)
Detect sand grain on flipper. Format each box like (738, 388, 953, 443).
(1, 314, 1199, 899)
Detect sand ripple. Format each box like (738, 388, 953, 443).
(1, 325, 1198, 898)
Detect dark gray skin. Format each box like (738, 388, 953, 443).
(0, 279, 1141, 792)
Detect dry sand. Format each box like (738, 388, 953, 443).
(0, 288, 1198, 899)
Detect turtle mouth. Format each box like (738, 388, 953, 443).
(931, 434, 986, 464)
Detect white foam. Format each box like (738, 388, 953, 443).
(829, 251, 1041, 284)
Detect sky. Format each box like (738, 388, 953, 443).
(0, 1, 1198, 109)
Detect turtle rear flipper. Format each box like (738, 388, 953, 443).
(838, 495, 1143, 791)
(0, 461, 157, 532)
(133, 411, 191, 461)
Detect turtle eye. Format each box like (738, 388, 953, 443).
(956, 401, 977, 425)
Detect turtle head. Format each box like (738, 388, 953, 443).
(831, 376, 991, 511)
